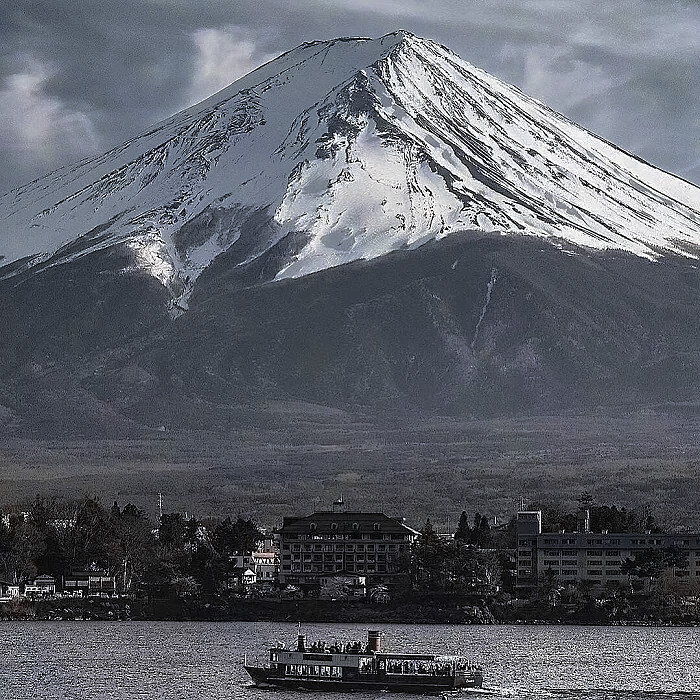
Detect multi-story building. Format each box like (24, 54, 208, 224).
(278, 511, 418, 590)
(515, 511, 542, 593)
(515, 509, 700, 594)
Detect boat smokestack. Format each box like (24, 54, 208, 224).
(297, 634, 306, 652)
(368, 630, 381, 653)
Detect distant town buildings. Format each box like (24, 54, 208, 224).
(0, 569, 117, 602)
(2, 499, 699, 606)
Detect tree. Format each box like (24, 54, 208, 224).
(212, 516, 262, 556)
(454, 511, 471, 543)
(576, 578, 597, 603)
(66, 497, 111, 569)
(474, 515, 492, 548)
(109, 503, 155, 592)
(141, 556, 198, 600)
(159, 513, 188, 551)
(620, 548, 666, 592)
(413, 519, 448, 590)
(0, 518, 44, 583)
(538, 567, 563, 607)
(27, 496, 67, 578)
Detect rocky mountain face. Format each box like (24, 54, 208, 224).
(1, 31, 699, 435)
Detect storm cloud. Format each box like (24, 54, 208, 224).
(1, 0, 698, 195)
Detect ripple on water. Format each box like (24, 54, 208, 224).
(0, 622, 697, 700)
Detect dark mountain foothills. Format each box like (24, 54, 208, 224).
(2, 230, 700, 436)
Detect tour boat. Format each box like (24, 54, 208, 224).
(244, 629, 484, 693)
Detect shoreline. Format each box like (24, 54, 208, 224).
(2, 597, 699, 626)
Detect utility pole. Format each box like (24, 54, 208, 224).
(158, 492, 163, 520)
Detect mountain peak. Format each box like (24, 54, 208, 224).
(1, 31, 699, 311)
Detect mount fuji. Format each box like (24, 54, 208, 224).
(1, 31, 700, 435)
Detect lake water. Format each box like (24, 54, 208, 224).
(0, 621, 697, 699)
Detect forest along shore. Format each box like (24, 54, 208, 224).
(2, 594, 700, 625)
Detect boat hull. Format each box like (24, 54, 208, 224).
(244, 666, 483, 693)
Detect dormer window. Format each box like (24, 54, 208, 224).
(373, 523, 381, 531)
(352, 522, 359, 531)
(310, 523, 317, 532)
(331, 523, 338, 531)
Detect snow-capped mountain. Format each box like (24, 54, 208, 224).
(4, 31, 700, 436)
(2, 30, 699, 313)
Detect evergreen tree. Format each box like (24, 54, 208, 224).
(454, 511, 472, 543)
(413, 519, 447, 590)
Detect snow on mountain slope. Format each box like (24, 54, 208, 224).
(1, 30, 699, 310)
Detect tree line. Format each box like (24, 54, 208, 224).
(0, 496, 262, 597)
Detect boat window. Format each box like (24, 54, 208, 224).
(359, 658, 374, 674)
(385, 659, 454, 676)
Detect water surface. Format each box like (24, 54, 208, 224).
(1, 621, 697, 699)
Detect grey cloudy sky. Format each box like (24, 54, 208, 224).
(1, 0, 698, 196)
